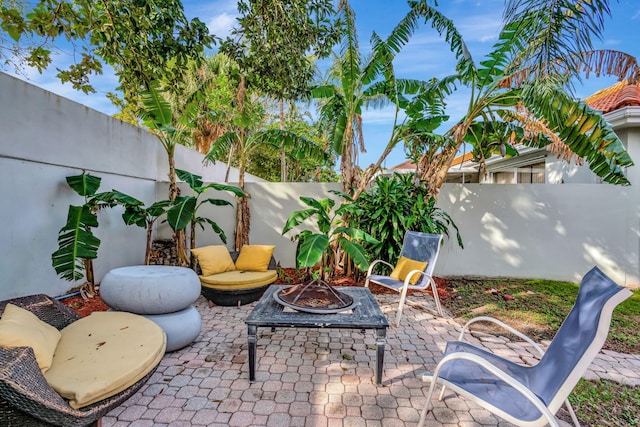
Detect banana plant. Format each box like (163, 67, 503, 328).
(282, 191, 378, 281)
(122, 200, 172, 265)
(165, 169, 245, 250)
(52, 172, 142, 295)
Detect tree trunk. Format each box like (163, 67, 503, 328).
(190, 220, 196, 250)
(168, 153, 188, 266)
(144, 223, 153, 265)
(279, 99, 287, 182)
(418, 123, 465, 200)
(234, 164, 250, 250)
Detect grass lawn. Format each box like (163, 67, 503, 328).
(440, 277, 640, 426)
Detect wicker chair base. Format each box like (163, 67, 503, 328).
(201, 284, 270, 306)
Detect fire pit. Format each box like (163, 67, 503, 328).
(273, 279, 357, 314)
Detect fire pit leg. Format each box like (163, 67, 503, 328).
(248, 324, 257, 382)
(375, 328, 386, 386)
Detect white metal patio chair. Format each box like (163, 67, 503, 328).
(418, 266, 632, 427)
(365, 231, 444, 326)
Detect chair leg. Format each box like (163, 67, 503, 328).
(430, 278, 444, 316)
(395, 286, 410, 327)
(418, 378, 440, 427)
(564, 398, 581, 427)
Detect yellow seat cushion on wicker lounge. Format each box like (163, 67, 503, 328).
(200, 270, 278, 290)
(44, 311, 166, 409)
(0, 303, 61, 373)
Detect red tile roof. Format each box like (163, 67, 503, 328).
(584, 80, 640, 113)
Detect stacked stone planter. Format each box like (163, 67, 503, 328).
(100, 266, 202, 352)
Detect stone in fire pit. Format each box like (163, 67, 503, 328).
(274, 279, 357, 314)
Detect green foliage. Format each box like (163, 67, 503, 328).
(353, 173, 461, 267)
(282, 192, 378, 278)
(165, 169, 244, 247)
(1, 0, 213, 96)
(224, 0, 339, 101)
(52, 172, 139, 283)
(568, 379, 640, 426)
(390, 0, 638, 197)
(445, 277, 640, 353)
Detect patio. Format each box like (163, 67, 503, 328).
(101, 291, 640, 427)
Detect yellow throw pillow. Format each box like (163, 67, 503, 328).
(0, 303, 61, 373)
(234, 245, 275, 272)
(191, 245, 236, 276)
(389, 256, 428, 285)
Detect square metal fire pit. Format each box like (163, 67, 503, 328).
(245, 285, 389, 385)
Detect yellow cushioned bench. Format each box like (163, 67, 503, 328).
(193, 248, 278, 306)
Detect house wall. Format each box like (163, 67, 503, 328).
(1, 72, 639, 301)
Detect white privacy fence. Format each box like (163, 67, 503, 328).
(1, 72, 638, 300)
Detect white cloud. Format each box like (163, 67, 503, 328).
(207, 13, 237, 40)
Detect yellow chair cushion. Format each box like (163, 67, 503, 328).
(191, 245, 236, 276)
(389, 256, 428, 285)
(0, 303, 61, 373)
(200, 270, 277, 290)
(44, 311, 166, 409)
(234, 245, 275, 272)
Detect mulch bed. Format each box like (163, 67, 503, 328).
(60, 268, 453, 317)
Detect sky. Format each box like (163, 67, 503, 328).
(4, 0, 640, 170)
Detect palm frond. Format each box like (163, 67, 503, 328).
(524, 88, 632, 184)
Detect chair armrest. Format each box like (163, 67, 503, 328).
(459, 316, 545, 357)
(367, 260, 394, 276)
(0, 294, 80, 330)
(424, 352, 559, 427)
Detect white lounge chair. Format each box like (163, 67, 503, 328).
(418, 266, 632, 427)
(365, 231, 444, 326)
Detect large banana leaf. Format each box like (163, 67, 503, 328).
(296, 233, 329, 269)
(52, 205, 100, 281)
(166, 196, 196, 231)
(282, 208, 318, 235)
(200, 217, 227, 244)
(205, 183, 245, 197)
(176, 168, 203, 190)
(524, 88, 632, 185)
(66, 173, 101, 197)
(140, 80, 173, 129)
(337, 237, 369, 271)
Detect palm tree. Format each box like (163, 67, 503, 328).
(313, 0, 429, 197)
(204, 79, 328, 250)
(400, 0, 638, 199)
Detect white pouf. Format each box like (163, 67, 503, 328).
(101, 266, 200, 315)
(142, 306, 202, 352)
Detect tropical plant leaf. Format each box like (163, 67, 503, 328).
(337, 237, 369, 271)
(66, 173, 101, 197)
(140, 80, 173, 128)
(205, 182, 245, 197)
(202, 217, 227, 243)
(204, 131, 238, 164)
(176, 168, 203, 190)
(166, 196, 196, 231)
(282, 208, 318, 235)
(51, 205, 100, 281)
(122, 207, 147, 228)
(524, 88, 632, 185)
(296, 233, 329, 268)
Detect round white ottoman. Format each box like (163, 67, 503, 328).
(101, 266, 200, 314)
(142, 306, 202, 352)
(101, 265, 202, 352)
